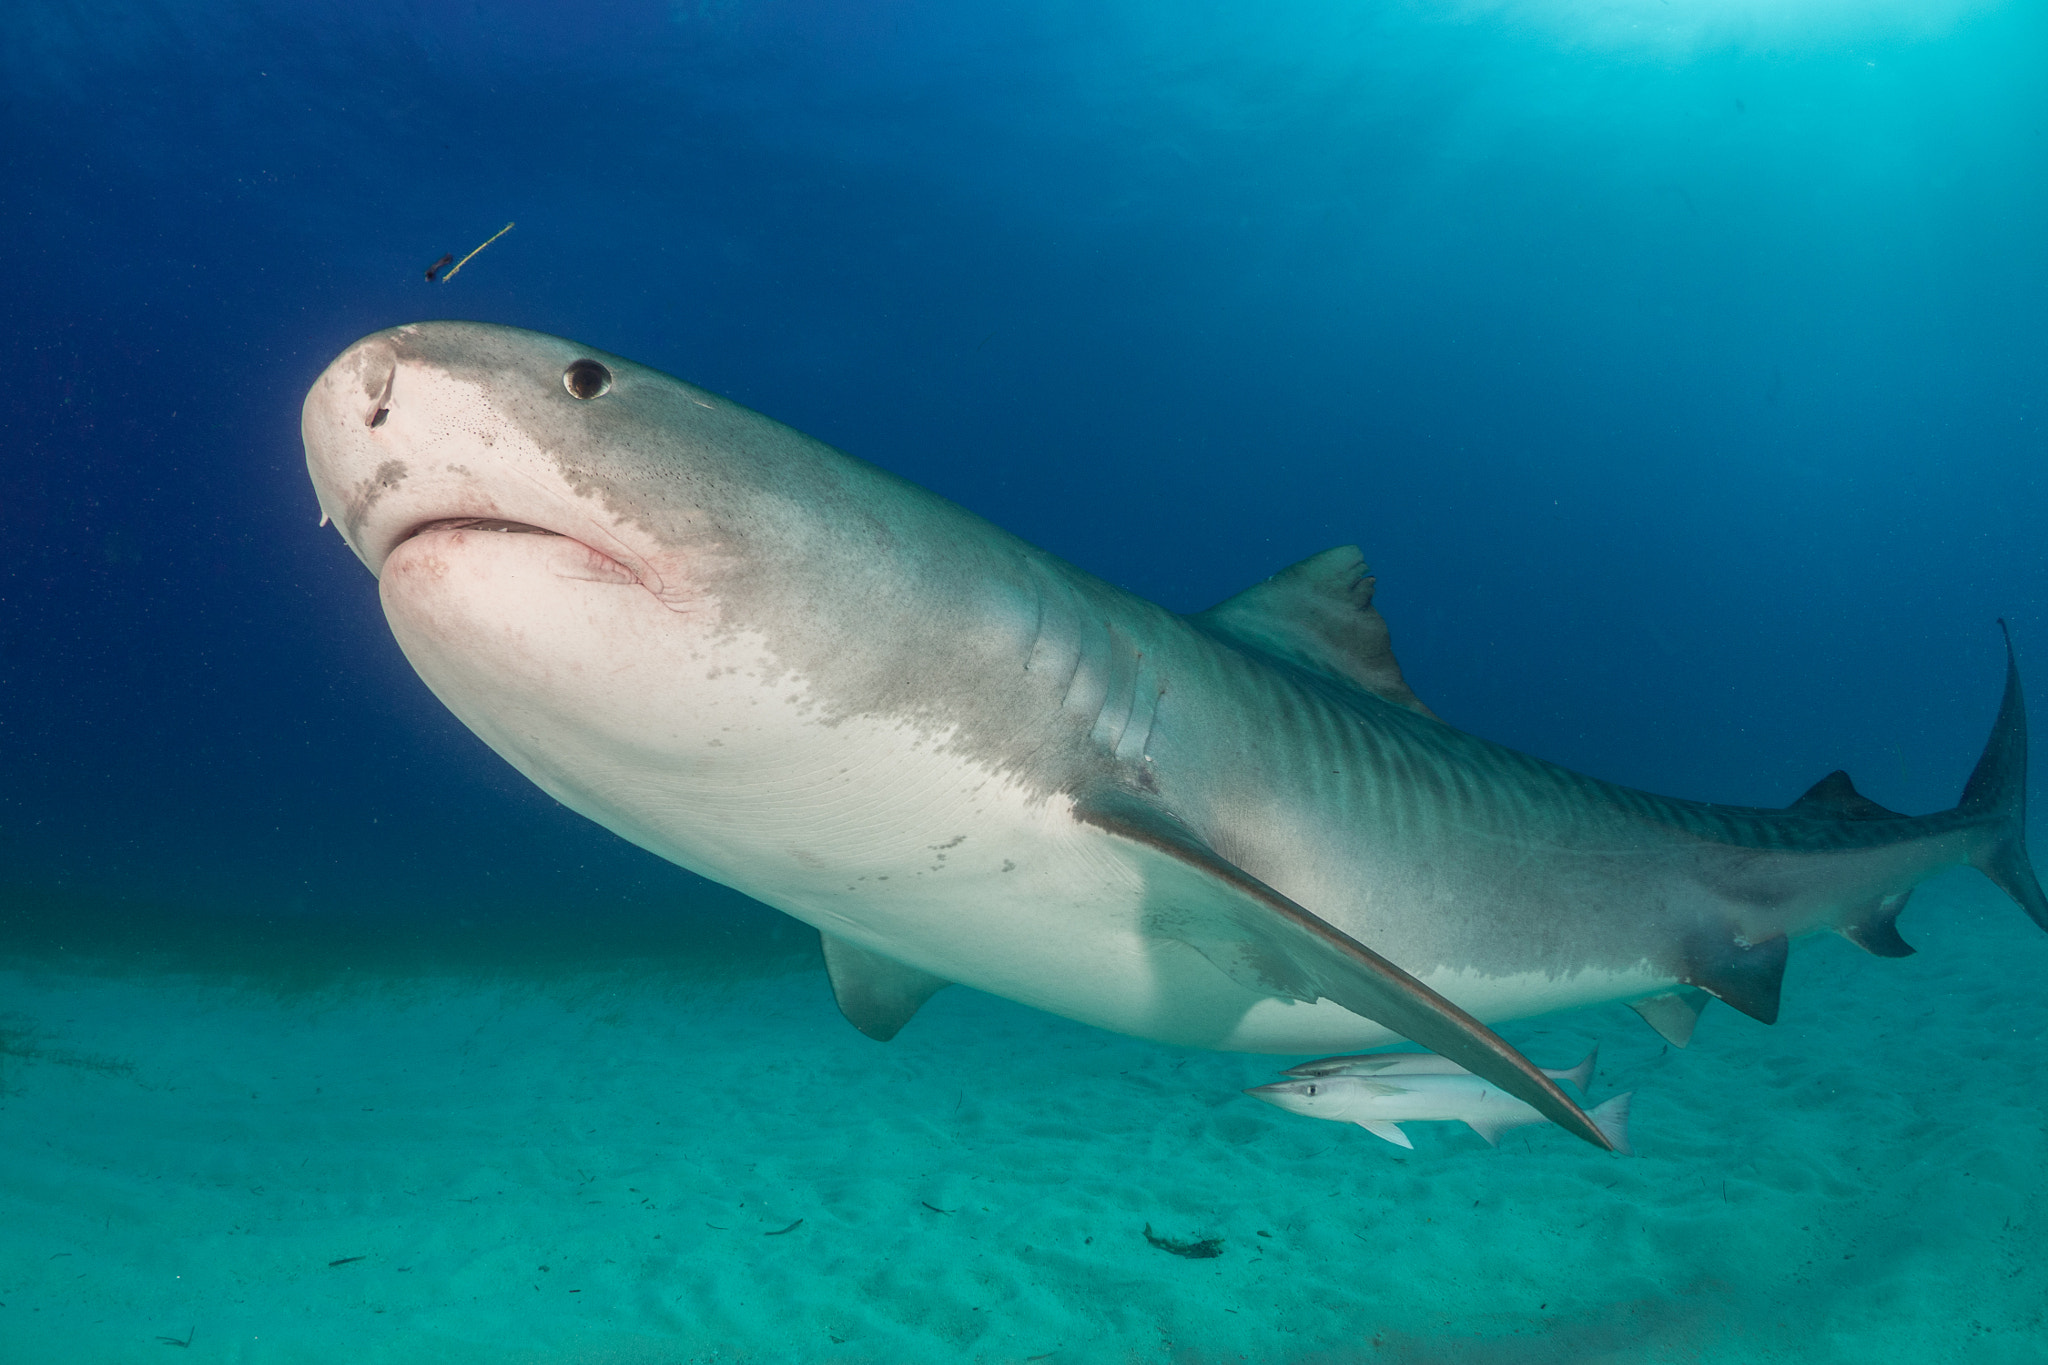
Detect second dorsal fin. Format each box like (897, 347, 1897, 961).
(1192, 546, 1436, 719)
(1787, 770, 1905, 822)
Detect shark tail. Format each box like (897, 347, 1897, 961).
(1960, 623, 2048, 932)
(1558, 1044, 1598, 1097)
(1587, 1092, 1633, 1157)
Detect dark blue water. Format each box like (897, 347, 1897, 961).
(3, 3, 2045, 1357)
(5, 0, 2040, 935)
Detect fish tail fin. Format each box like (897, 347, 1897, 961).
(1961, 623, 2048, 932)
(1559, 1044, 1598, 1097)
(1588, 1092, 1633, 1157)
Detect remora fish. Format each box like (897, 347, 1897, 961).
(301, 321, 2047, 1152)
(1246, 1074, 1635, 1154)
(1285, 1046, 1598, 1094)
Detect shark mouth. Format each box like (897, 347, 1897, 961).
(410, 517, 564, 539)
(397, 517, 643, 587)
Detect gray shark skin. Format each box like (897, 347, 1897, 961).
(302, 322, 2046, 1152)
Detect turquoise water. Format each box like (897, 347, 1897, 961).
(5, 0, 2046, 1360)
(4, 876, 2044, 1362)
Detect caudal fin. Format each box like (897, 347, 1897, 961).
(1588, 1092, 1633, 1157)
(1961, 623, 2048, 932)
(1558, 1045, 1598, 1097)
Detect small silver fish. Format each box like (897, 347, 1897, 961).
(1284, 1045, 1598, 1095)
(1246, 1072, 1633, 1154)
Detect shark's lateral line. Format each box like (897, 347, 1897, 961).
(302, 322, 2047, 1152)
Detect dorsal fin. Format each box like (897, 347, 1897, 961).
(1788, 770, 1905, 822)
(1192, 546, 1436, 719)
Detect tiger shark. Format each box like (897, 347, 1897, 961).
(302, 321, 2045, 1151)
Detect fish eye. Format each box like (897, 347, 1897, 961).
(562, 359, 613, 400)
(1305, 1084, 1317, 1096)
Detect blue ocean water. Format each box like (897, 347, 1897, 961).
(3, 2, 2045, 1361)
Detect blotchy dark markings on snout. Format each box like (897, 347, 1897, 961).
(358, 324, 1097, 788)
(346, 459, 411, 536)
(373, 325, 686, 546)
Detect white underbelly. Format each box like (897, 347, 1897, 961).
(384, 546, 1673, 1054)
(548, 683, 1678, 1054)
(502, 670, 1678, 1052)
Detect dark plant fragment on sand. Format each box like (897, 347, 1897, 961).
(1143, 1223, 1224, 1259)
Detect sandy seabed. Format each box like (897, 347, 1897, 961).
(2, 873, 2044, 1365)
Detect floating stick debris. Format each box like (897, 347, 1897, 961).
(441, 222, 515, 282)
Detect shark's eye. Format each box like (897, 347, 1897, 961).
(1304, 1084, 1317, 1097)
(563, 359, 613, 400)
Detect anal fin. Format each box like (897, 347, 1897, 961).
(1629, 988, 1710, 1048)
(820, 932, 951, 1042)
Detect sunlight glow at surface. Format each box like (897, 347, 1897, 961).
(1433, 0, 2010, 54)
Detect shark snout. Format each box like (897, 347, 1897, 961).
(1243, 1080, 1318, 1115)
(303, 327, 652, 588)
(302, 330, 435, 568)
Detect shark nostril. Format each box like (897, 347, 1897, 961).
(364, 362, 396, 429)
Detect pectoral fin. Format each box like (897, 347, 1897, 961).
(1359, 1121, 1413, 1149)
(1465, 1117, 1511, 1147)
(1072, 785, 1615, 1152)
(820, 932, 951, 1042)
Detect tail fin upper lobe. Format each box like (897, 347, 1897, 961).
(1962, 623, 2048, 931)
